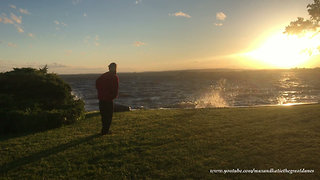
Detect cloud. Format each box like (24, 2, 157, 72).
(19, 8, 30, 15)
(9, 5, 16, 9)
(54, 20, 67, 29)
(0, 13, 26, 34)
(28, 33, 34, 38)
(84, 35, 100, 46)
(214, 23, 223, 27)
(169, 11, 191, 18)
(83, 13, 87, 17)
(0, 14, 14, 24)
(72, 0, 81, 5)
(0, 60, 109, 74)
(15, 25, 24, 33)
(0, 61, 71, 73)
(8, 42, 17, 47)
(134, 41, 146, 47)
(1, 8, 30, 33)
(216, 12, 226, 21)
(3, 17, 14, 24)
(10, 13, 22, 24)
(48, 62, 67, 68)
(135, 0, 142, 4)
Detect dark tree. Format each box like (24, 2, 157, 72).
(285, 0, 320, 35)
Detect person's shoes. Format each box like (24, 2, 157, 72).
(100, 129, 107, 136)
(100, 132, 107, 136)
(100, 130, 112, 136)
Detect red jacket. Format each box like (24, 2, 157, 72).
(96, 72, 119, 101)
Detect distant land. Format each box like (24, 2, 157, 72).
(57, 67, 320, 75)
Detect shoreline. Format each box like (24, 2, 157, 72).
(85, 101, 320, 113)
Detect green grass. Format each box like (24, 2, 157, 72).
(1, 104, 320, 179)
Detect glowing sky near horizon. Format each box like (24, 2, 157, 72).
(0, 0, 318, 74)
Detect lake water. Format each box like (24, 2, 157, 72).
(60, 69, 320, 111)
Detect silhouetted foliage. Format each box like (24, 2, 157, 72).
(285, 17, 316, 35)
(285, 0, 320, 35)
(0, 67, 85, 134)
(308, 0, 320, 22)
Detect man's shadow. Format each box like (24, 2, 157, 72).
(0, 134, 100, 174)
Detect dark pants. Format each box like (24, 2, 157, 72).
(99, 100, 114, 134)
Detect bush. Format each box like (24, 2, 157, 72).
(0, 67, 85, 134)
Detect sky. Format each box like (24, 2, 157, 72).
(0, 0, 318, 74)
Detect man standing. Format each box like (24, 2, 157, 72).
(96, 62, 119, 135)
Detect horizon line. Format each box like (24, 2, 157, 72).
(56, 67, 320, 75)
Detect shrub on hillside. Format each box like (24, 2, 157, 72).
(0, 66, 85, 134)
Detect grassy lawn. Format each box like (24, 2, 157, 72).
(1, 104, 320, 179)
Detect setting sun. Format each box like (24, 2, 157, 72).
(244, 31, 320, 68)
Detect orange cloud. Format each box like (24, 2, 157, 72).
(8, 42, 17, 47)
(216, 12, 226, 21)
(9, 5, 16, 9)
(15, 25, 24, 33)
(10, 13, 22, 24)
(0, 14, 14, 24)
(19, 8, 30, 15)
(169, 11, 191, 18)
(134, 41, 146, 47)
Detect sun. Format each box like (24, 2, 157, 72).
(244, 31, 320, 68)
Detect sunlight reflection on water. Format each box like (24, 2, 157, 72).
(277, 72, 307, 105)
